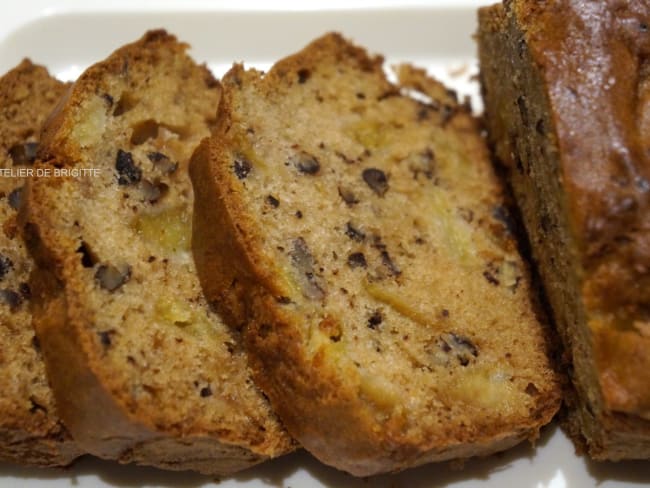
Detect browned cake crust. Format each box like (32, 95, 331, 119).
(479, 0, 650, 460)
(191, 33, 561, 476)
(0, 59, 81, 467)
(21, 31, 293, 474)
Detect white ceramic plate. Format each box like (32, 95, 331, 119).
(0, 1, 648, 487)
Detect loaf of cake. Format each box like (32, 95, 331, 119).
(21, 30, 293, 474)
(190, 32, 562, 476)
(478, 0, 650, 460)
(0, 59, 81, 467)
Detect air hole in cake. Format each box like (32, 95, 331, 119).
(163, 123, 191, 140)
(130, 119, 160, 145)
(29, 398, 47, 414)
(514, 153, 525, 175)
(98, 330, 114, 348)
(147, 152, 178, 174)
(130, 120, 189, 145)
(297, 68, 311, 84)
(113, 92, 138, 116)
(525, 382, 540, 396)
(76, 241, 98, 268)
(140, 179, 169, 204)
(265, 195, 280, 207)
(338, 186, 359, 206)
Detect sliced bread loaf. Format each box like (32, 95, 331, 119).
(0, 59, 81, 467)
(22, 30, 293, 474)
(478, 0, 650, 460)
(190, 32, 562, 476)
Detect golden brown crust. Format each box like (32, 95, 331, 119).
(22, 217, 154, 454)
(0, 59, 81, 467)
(22, 30, 293, 474)
(40, 30, 203, 166)
(192, 32, 561, 476)
(479, 0, 650, 459)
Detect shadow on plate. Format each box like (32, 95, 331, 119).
(0, 427, 552, 488)
(232, 422, 557, 488)
(586, 457, 650, 485)
(0, 456, 212, 488)
(3, 422, 648, 488)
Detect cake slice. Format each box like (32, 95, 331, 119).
(478, 0, 650, 460)
(190, 32, 562, 476)
(0, 59, 81, 467)
(22, 30, 293, 474)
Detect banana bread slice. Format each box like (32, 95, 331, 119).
(190, 32, 561, 476)
(0, 59, 81, 467)
(22, 30, 293, 474)
(479, 0, 650, 460)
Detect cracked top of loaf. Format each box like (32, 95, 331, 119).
(484, 0, 650, 420)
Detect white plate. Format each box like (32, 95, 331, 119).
(0, 1, 648, 487)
